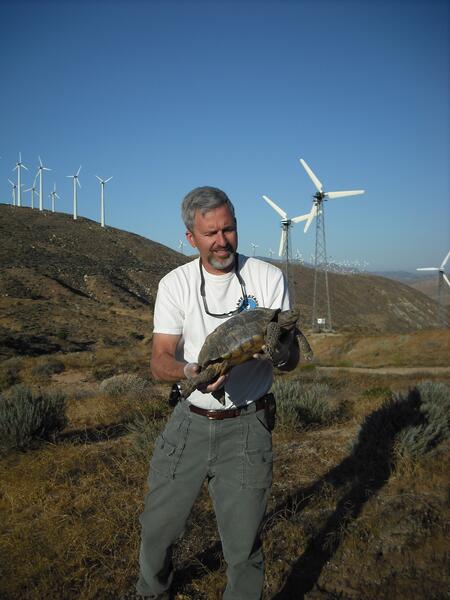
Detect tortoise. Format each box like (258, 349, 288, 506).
(180, 307, 313, 403)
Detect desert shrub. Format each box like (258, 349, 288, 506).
(0, 385, 67, 450)
(30, 357, 65, 379)
(396, 382, 450, 460)
(91, 365, 116, 381)
(0, 358, 23, 391)
(362, 386, 391, 399)
(126, 398, 169, 456)
(271, 379, 332, 429)
(100, 373, 152, 402)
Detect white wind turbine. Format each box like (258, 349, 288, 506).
(262, 194, 310, 294)
(95, 175, 113, 227)
(35, 156, 51, 211)
(13, 153, 28, 207)
(49, 183, 60, 213)
(67, 166, 82, 220)
(268, 248, 275, 259)
(250, 242, 259, 257)
(417, 250, 450, 326)
(24, 178, 39, 209)
(299, 158, 365, 331)
(8, 179, 17, 206)
(178, 239, 185, 254)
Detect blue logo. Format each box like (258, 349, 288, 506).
(236, 295, 259, 311)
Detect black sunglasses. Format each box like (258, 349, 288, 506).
(199, 253, 249, 318)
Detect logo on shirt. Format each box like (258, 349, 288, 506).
(236, 294, 259, 311)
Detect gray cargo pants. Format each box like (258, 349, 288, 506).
(137, 398, 273, 600)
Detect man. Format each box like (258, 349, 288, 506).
(136, 186, 298, 600)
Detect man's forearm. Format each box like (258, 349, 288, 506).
(151, 353, 187, 382)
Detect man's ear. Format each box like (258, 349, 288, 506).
(186, 230, 196, 248)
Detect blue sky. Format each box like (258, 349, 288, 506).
(0, 0, 448, 272)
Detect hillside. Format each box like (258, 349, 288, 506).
(0, 204, 444, 358)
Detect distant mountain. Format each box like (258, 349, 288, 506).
(0, 205, 444, 358)
(370, 270, 449, 305)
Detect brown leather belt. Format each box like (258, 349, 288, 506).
(189, 396, 268, 420)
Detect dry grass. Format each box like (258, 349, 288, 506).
(1, 362, 449, 599)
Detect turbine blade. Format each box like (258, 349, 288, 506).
(105, 176, 113, 183)
(326, 190, 365, 199)
(291, 212, 310, 224)
(22, 164, 28, 171)
(440, 250, 450, 269)
(96, 175, 102, 182)
(262, 195, 287, 219)
(416, 267, 438, 271)
(39, 156, 43, 167)
(77, 179, 81, 188)
(299, 158, 323, 192)
(278, 228, 287, 256)
(77, 165, 82, 176)
(304, 205, 317, 233)
(43, 167, 51, 171)
(8, 179, 14, 186)
(443, 273, 450, 288)
(24, 187, 32, 192)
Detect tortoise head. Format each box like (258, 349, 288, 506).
(277, 309, 299, 331)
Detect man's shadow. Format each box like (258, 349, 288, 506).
(269, 387, 425, 599)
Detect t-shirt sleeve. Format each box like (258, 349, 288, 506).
(153, 277, 184, 334)
(268, 267, 291, 310)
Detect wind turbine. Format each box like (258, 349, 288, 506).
(262, 194, 310, 296)
(299, 158, 365, 331)
(8, 179, 17, 206)
(67, 166, 81, 220)
(178, 239, 185, 254)
(250, 242, 259, 257)
(268, 248, 275, 259)
(95, 175, 113, 227)
(24, 179, 39, 209)
(13, 153, 28, 207)
(49, 183, 60, 213)
(417, 250, 450, 327)
(35, 156, 51, 211)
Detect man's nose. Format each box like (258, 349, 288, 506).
(216, 231, 227, 246)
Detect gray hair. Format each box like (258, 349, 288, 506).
(181, 186, 236, 232)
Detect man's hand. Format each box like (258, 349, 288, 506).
(183, 362, 227, 394)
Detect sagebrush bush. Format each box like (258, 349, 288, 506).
(396, 382, 450, 459)
(0, 358, 22, 391)
(0, 385, 67, 450)
(30, 357, 65, 379)
(271, 379, 332, 429)
(100, 373, 152, 402)
(126, 399, 169, 456)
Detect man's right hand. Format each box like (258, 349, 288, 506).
(183, 362, 227, 394)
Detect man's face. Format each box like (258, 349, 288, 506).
(186, 204, 238, 274)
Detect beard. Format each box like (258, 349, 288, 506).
(208, 250, 235, 271)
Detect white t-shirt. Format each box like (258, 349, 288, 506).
(153, 254, 290, 409)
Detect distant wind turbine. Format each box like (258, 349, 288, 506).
(250, 242, 259, 257)
(262, 194, 310, 294)
(95, 175, 113, 227)
(49, 183, 60, 213)
(268, 248, 275, 259)
(35, 156, 51, 211)
(178, 239, 185, 254)
(67, 166, 82, 220)
(8, 179, 17, 206)
(417, 250, 450, 326)
(24, 179, 39, 209)
(13, 153, 28, 207)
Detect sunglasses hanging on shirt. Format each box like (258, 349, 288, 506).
(199, 253, 249, 318)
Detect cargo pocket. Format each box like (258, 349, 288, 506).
(150, 414, 189, 479)
(243, 414, 273, 489)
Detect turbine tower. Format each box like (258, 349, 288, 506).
(35, 156, 51, 211)
(300, 158, 365, 331)
(49, 183, 60, 213)
(95, 175, 112, 227)
(262, 194, 310, 299)
(24, 179, 39, 209)
(8, 179, 17, 206)
(13, 153, 28, 207)
(67, 166, 82, 220)
(417, 250, 450, 326)
(250, 242, 259, 257)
